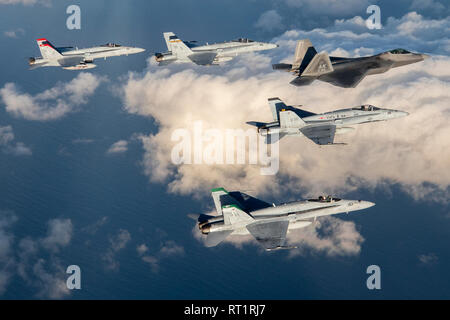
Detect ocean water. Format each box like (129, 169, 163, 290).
(0, 0, 449, 299)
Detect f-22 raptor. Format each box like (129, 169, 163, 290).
(247, 98, 408, 145)
(155, 32, 278, 66)
(193, 188, 375, 251)
(273, 39, 429, 88)
(29, 38, 145, 70)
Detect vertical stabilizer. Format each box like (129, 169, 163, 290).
(292, 39, 317, 71)
(211, 187, 228, 216)
(163, 32, 192, 57)
(268, 97, 287, 122)
(36, 38, 62, 60)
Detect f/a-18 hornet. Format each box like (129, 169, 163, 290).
(155, 32, 278, 66)
(193, 188, 374, 251)
(273, 39, 429, 88)
(29, 38, 145, 70)
(247, 98, 408, 145)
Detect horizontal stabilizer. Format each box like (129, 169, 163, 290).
(290, 76, 316, 86)
(272, 63, 293, 71)
(204, 230, 233, 247)
(187, 213, 215, 223)
(264, 133, 286, 144)
(246, 121, 267, 128)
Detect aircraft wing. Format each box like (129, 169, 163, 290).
(318, 67, 369, 88)
(29, 62, 49, 70)
(246, 220, 289, 250)
(157, 60, 176, 66)
(300, 124, 336, 145)
(188, 52, 217, 65)
(57, 56, 85, 67)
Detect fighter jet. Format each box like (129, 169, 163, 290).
(193, 188, 374, 251)
(28, 38, 145, 70)
(273, 39, 429, 88)
(247, 98, 408, 145)
(154, 32, 278, 66)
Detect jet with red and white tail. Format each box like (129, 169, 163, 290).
(29, 38, 145, 70)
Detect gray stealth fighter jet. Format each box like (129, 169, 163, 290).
(273, 39, 429, 88)
(247, 98, 408, 145)
(192, 188, 374, 251)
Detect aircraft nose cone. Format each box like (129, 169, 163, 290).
(135, 47, 146, 53)
(360, 201, 375, 209)
(396, 110, 409, 118)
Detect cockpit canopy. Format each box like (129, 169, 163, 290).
(308, 195, 341, 203)
(235, 38, 254, 43)
(102, 43, 121, 47)
(389, 48, 410, 54)
(352, 104, 380, 111)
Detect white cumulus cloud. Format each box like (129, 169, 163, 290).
(0, 73, 104, 121)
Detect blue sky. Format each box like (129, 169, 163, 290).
(0, 0, 449, 299)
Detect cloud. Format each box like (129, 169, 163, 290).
(410, 0, 447, 15)
(31, 259, 70, 299)
(0, 0, 50, 6)
(41, 219, 73, 252)
(119, 12, 450, 205)
(254, 10, 284, 32)
(0, 211, 17, 295)
(137, 240, 184, 273)
(0, 125, 32, 156)
(72, 138, 95, 145)
(107, 140, 128, 154)
(0, 73, 104, 121)
(102, 229, 131, 271)
(81, 216, 108, 235)
(3, 28, 24, 38)
(0, 211, 72, 299)
(287, 217, 364, 257)
(274, 12, 450, 56)
(284, 0, 371, 16)
(418, 253, 438, 265)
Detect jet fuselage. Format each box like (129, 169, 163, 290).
(201, 197, 374, 236)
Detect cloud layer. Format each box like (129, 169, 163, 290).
(0, 212, 73, 298)
(0, 73, 103, 121)
(0, 125, 32, 156)
(122, 58, 450, 202)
